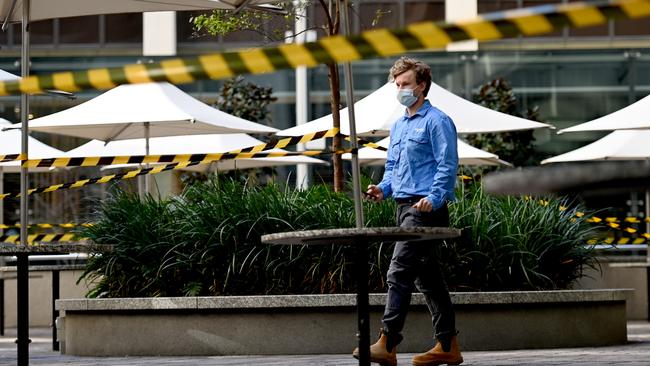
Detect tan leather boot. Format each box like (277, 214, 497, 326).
(352, 332, 397, 366)
(411, 336, 463, 366)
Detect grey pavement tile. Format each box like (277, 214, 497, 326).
(2, 322, 650, 365)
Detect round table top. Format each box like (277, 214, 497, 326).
(261, 227, 461, 246)
(482, 160, 650, 195)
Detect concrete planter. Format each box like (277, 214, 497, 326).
(56, 289, 631, 356)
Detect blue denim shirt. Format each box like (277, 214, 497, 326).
(377, 100, 458, 210)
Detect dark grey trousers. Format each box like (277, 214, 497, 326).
(381, 202, 456, 344)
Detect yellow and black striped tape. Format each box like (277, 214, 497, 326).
(17, 129, 388, 168)
(0, 233, 77, 245)
(0, 149, 352, 200)
(0, 223, 93, 230)
(21, 128, 338, 168)
(588, 236, 649, 245)
(0, 153, 24, 163)
(345, 136, 388, 152)
(0, 0, 647, 96)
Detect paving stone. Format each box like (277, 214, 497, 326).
(1, 321, 649, 365)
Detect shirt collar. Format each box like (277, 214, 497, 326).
(402, 99, 432, 119)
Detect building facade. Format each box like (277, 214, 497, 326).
(0, 0, 648, 223)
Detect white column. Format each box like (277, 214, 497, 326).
(446, 0, 478, 52)
(292, 3, 317, 190)
(143, 12, 177, 56)
(142, 12, 176, 197)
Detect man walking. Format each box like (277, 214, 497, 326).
(353, 57, 462, 366)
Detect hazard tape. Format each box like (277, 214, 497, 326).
(345, 136, 387, 152)
(587, 236, 649, 245)
(0, 128, 386, 198)
(0, 233, 77, 245)
(0, 153, 24, 163)
(21, 128, 338, 168)
(0, 149, 353, 200)
(0, 0, 647, 96)
(0, 223, 93, 230)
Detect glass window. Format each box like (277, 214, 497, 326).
(59, 16, 100, 43)
(11, 20, 53, 45)
(614, 18, 650, 36)
(177, 11, 220, 43)
(306, 2, 334, 38)
(478, 0, 519, 13)
(105, 14, 142, 43)
(0, 26, 9, 46)
(357, 3, 399, 31)
(404, 1, 445, 24)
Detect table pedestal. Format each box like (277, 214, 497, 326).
(262, 227, 460, 366)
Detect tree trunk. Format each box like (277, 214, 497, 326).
(321, 0, 343, 192)
(328, 63, 344, 192)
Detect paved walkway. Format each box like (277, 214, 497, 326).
(1, 322, 649, 365)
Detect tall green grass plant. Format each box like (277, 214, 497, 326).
(79, 178, 597, 297)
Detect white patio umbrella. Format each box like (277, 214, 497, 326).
(277, 82, 553, 137)
(25, 82, 278, 141)
(542, 129, 650, 234)
(0, 118, 65, 235)
(23, 82, 278, 192)
(0, 119, 66, 173)
(65, 133, 327, 173)
(558, 94, 650, 134)
(343, 136, 512, 167)
(0, 68, 19, 81)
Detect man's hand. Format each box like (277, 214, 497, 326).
(413, 197, 432, 212)
(365, 185, 384, 202)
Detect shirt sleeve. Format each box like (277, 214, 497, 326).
(425, 114, 458, 210)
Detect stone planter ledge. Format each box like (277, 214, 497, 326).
(55, 289, 633, 357)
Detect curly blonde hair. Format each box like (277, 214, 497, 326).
(388, 56, 432, 95)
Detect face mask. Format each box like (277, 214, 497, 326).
(397, 88, 418, 107)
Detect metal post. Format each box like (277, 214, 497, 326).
(341, 1, 367, 364)
(0, 276, 4, 336)
(646, 189, 650, 240)
(51, 269, 60, 351)
(0, 167, 4, 236)
(18, 1, 31, 364)
(16, 254, 29, 366)
(355, 242, 370, 366)
(341, 0, 363, 229)
(143, 121, 150, 195)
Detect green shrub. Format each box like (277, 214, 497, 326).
(445, 184, 599, 291)
(78, 178, 597, 297)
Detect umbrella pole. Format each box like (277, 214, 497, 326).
(342, 2, 368, 366)
(341, 0, 363, 229)
(142, 122, 150, 196)
(18, 1, 31, 365)
(0, 167, 3, 236)
(646, 189, 650, 259)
